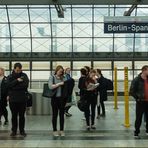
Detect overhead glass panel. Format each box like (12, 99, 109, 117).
(0, 8, 7, 22)
(32, 38, 51, 52)
(135, 38, 147, 52)
(94, 38, 113, 52)
(115, 6, 136, 16)
(31, 24, 51, 37)
(73, 38, 92, 52)
(12, 39, 31, 52)
(73, 23, 92, 37)
(52, 23, 71, 37)
(0, 24, 9, 37)
(30, 8, 50, 22)
(11, 24, 30, 37)
(8, 8, 29, 22)
(51, 7, 71, 22)
(0, 39, 10, 52)
(73, 8, 92, 22)
(94, 8, 111, 22)
(114, 38, 133, 52)
(53, 38, 72, 52)
(94, 23, 113, 37)
(137, 7, 148, 16)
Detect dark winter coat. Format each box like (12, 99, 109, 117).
(97, 76, 108, 101)
(7, 71, 29, 103)
(78, 76, 87, 97)
(0, 76, 8, 106)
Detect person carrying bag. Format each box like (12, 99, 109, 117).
(48, 65, 67, 137)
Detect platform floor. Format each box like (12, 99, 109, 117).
(0, 101, 148, 147)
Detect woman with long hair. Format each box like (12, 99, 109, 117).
(84, 69, 98, 130)
(48, 65, 67, 137)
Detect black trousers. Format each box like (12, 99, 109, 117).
(97, 100, 105, 115)
(51, 97, 66, 131)
(9, 102, 26, 133)
(84, 94, 97, 126)
(135, 101, 148, 134)
(0, 102, 8, 121)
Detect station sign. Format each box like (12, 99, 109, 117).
(104, 16, 148, 33)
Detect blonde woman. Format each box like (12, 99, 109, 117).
(48, 65, 67, 137)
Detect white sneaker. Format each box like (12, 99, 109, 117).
(60, 131, 65, 137)
(53, 131, 59, 137)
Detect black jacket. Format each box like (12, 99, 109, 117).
(0, 76, 8, 106)
(129, 73, 147, 101)
(97, 76, 108, 101)
(7, 71, 29, 103)
(78, 76, 86, 97)
(61, 78, 75, 101)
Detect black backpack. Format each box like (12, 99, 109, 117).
(105, 78, 113, 90)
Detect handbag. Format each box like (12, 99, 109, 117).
(77, 96, 88, 112)
(42, 83, 56, 98)
(42, 76, 56, 98)
(26, 92, 33, 107)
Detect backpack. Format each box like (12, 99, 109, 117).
(105, 78, 113, 90)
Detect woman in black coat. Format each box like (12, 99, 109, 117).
(96, 69, 108, 117)
(0, 67, 8, 125)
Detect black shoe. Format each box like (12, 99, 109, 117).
(10, 132, 16, 137)
(20, 132, 27, 137)
(134, 133, 140, 139)
(65, 112, 72, 117)
(86, 126, 90, 131)
(100, 113, 106, 117)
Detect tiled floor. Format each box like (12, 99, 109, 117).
(0, 101, 148, 147)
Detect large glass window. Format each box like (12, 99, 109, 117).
(0, 5, 148, 90)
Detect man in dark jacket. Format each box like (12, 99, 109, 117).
(130, 65, 148, 139)
(7, 63, 29, 137)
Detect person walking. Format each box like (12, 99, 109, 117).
(130, 65, 148, 139)
(7, 63, 29, 137)
(0, 67, 8, 126)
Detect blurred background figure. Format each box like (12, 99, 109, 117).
(0, 67, 8, 126)
(96, 69, 108, 118)
(64, 68, 75, 117)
